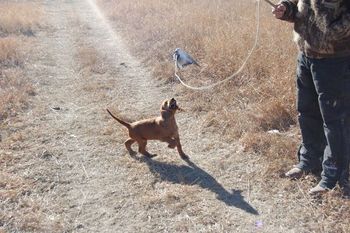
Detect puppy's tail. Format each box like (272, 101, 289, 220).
(106, 109, 131, 129)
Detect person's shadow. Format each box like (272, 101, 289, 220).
(130, 154, 258, 215)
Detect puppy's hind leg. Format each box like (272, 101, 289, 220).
(163, 137, 177, 149)
(125, 138, 136, 155)
(138, 140, 157, 158)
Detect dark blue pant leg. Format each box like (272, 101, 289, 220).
(296, 53, 325, 171)
(342, 116, 350, 186)
(311, 56, 350, 188)
(339, 64, 350, 186)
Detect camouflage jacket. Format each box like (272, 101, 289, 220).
(281, 0, 350, 58)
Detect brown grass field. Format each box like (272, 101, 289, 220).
(1, 0, 349, 232)
(96, 0, 297, 150)
(0, 2, 41, 36)
(0, 1, 42, 232)
(0, 2, 41, 119)
(96, 0, 350, 232)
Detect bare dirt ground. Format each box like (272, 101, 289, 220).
(1, 0, 337, 232)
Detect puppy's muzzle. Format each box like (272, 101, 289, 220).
(169, 98, 184, 111)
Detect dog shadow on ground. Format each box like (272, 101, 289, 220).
(130, 154, 259, 215)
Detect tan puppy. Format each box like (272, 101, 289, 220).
(107, 98, 188, 159)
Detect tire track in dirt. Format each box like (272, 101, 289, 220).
(2, 0, 315, 232)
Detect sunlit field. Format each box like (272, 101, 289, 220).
(0, 1, 41, 122)
(0, 1, 42, 231)
(1, 0, 349, 232)
(96, 0, 350, 231)
(96, 0, 297, 153)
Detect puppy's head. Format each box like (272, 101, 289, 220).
(161, 98, 183, 112)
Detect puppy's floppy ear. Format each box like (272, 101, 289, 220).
(161, 100, 168, 110)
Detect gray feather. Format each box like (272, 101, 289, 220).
(173, 48, 200, 69)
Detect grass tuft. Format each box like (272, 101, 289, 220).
(0, 2, 42, 36)
(0, 37, 22, 67)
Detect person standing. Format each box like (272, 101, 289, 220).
(272, 0, 350, 194)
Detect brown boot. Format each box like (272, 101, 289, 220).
(285, 167, 304, 179)
(309, 184, 329, 195)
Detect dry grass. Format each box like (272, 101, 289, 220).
(0, 37, 23, 67)
(75, 43, 107, 75)
(96, 0, 297, 159)
(97, 0, 297, 136)
(0, 2, 42, 36)
(0, 1, 42, 232)
(74, 37, 110, 96)
(0, 69, 34, 121)
(0, 1, 42, 123)
(96, 0, 349, 231)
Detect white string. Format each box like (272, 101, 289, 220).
(174, 0, 262, 91)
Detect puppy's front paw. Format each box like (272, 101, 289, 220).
(128, 150, 137, 156)
(180, 153, 189, 160)
(144, 153, 157, 158)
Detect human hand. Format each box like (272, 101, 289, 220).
(272, 3, 286, 19)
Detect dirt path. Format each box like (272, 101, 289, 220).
(2, 0, 317, 232)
